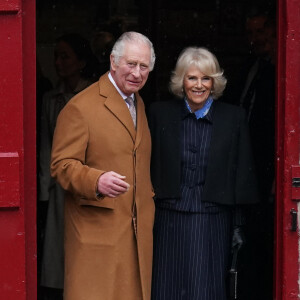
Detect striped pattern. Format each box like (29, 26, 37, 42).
(180, 106, 219, 212)
(152, 208, 231, 300)
(156, 104, 224, 213)
(152, 105, 232, 299)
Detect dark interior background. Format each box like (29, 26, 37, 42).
(36, 0, 275, 106)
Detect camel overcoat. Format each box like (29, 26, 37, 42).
(51, 73, 155, 300)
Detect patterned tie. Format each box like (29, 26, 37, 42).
(125, 96, 136, 128)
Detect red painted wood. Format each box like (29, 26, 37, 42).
(22, 0, 37, 299)
(0, 0, 36, 299)
(275, 1, 284, 298)
(291, 166, 300, 200)
(276, 0, 300, 299)
(0, 3, 26, 299)
(0, 153, 20, 207)
(0, 0, 21, 12)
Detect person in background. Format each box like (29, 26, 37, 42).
(36, 59, 53, 147)
(223, 12, 276, 200)
(92, 29, 116, 75)
(236, 12, 276, 300)
(50, 31, 156, 300)
(36, 59, 52, 298)
(222, 10, 276, 298)
(91, 17, 128, 76)
(242, 12, 275, 201)
(38, 33, 99, 300)
(148, 47, 258, 300)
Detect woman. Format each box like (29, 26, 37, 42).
(38, 33, 99, 300)
(149, 47, 259, 300)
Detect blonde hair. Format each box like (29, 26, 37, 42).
(170, 47, 227, 99)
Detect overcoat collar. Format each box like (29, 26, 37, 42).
(98, 73, 145, 148)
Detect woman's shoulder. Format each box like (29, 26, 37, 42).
(213, 100, 246, 117)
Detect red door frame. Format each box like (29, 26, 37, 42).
(23, 0, 37, 299)
(275, 0, 300, 298)
(0, 0, 36, 299)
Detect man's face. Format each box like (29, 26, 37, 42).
(110, 42, 151, 96)
(246, 16, 268, 56)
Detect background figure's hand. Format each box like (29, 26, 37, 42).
(232, 226, 246, 251)
(97, 171, 130, 198)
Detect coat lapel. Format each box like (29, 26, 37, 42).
(134, 94, 145, 150)
(99, 73, 136, 142)
(207, 101, 227, 156)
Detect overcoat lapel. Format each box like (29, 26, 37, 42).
(99, 73, 136, 142)
(104, 95, 137, 141)
(207, 102, 224, 159)
(134, 94, 145, 150)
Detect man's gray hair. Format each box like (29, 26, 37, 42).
(111, 31, 156, 71)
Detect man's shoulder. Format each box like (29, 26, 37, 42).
(68, 80, 101, 107)
(58, 82, 100, 121)
(69, 72, 113, 104)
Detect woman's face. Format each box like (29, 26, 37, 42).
(54, 41, 85, 79)
(183, 65, 213, 112)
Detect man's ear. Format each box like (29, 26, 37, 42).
(110, 54, 117, 71)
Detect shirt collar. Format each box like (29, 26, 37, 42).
(108, 72, 134, 101)
(183, 96, 214, 121)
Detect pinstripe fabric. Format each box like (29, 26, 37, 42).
(152, 105, 232, 300)
(152, 208, 231, 300)
(156, 103, 225, 213)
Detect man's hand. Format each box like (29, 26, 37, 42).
(97, 171, 130, 198)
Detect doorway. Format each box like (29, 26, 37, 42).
(36, 0, 276, 299)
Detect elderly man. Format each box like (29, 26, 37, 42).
(51, 31, 156, 300)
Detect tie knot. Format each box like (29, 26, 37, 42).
(126, 96, 134, 107)
(125, 96, 136, 128)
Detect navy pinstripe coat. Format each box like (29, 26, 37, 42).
(148, 99, 259, 300)
(148, 100, 259, 206)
